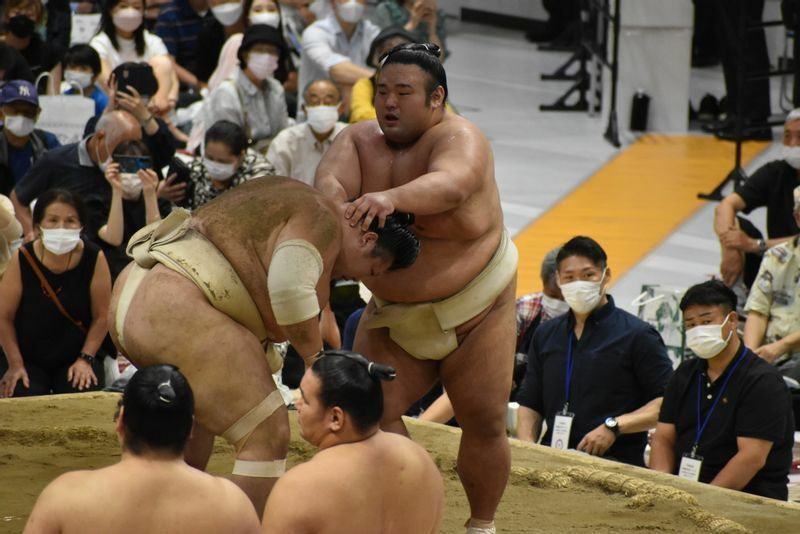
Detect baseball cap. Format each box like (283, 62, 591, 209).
(0, 80, 38, 107)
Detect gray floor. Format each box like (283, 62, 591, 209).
(443, 20, 783, 313)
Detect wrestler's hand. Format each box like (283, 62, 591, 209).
(157, 172, 187, 203)
(576, 424, 616, 457)
(68, 358, 98, 391)
(0, 365, 29, 398)
(347, 192, 395, 230)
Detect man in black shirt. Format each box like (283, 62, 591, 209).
(650, 280, 794, 500)
(516, 236, 673, 467)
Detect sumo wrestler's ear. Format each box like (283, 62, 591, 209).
(329, 406, 345, 432)
(360, 231, 379, 247)
(430, 85, 445, 109)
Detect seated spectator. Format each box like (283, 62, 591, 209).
(650, 280, 794, 500)
(184, 119, 274, 209)
(204, 24, 289, 152)
(44, 0, 72, 52)
(298, 0, 379, 115)
(143, 0, 171, 32)
(90, 0, 178, 113)
(1, 0, 64, 91)
(0, 189, 110, 398)
(0, 80, 61, 196)
(0, 41, 34, 83)
(714, 110, 800, 288)
(743, 186, 800, 379)
(63, 44, 109, 118)
(349, 25, 415, 123)
(10, 110, 142, 244)
(373, 0, 446, 56)
(24, 365, 261, 533)
(0, 194, 23, 278)
(516, 236, 673, 467)
(266, 78, 345, 185)
(155, 0, 216, 91)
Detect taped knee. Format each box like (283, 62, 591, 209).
(232, 458, 286, 478)
(221, 389, 285, 453)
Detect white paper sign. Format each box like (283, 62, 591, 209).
(70, 13, 102, 45)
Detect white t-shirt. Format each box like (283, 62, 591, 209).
(90, 30, 169, 68)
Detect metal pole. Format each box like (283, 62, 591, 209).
(603, 0, 621, 147)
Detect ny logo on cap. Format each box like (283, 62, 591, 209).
(18, 85, 30, 97)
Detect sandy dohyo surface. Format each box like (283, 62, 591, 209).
(1, 393, 799, 533)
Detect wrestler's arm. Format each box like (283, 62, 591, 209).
(314, 125, 362, 202)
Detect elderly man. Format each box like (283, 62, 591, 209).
(714, 110, 800, 286)
(262, 350, 443, 533)
(108, 177, 419, 513)
(650, 280, 794, 500)
(315, 43, 516, 534)
(23, 365, 261, 534)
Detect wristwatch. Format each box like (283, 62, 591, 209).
(604, 417, 620, 436)
(756, 238, 767, 254)
(79, 352, 95, 365)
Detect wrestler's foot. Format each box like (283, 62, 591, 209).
(465, 518, 496, 533)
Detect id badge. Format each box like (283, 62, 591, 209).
(678, 452, 703, 482)
(551, 411, 574, 450)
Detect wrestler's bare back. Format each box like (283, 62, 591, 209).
(342, 113, 504, 303)
(24, 458, 260, 534)
(263, 431, 443, 534)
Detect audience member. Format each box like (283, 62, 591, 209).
(155, 0, 216, 90)
(373, 0, 446, 56)
(184, 119, 274, 209)
(0, 194, 23, 278)
(0, 189, 110, 398)
(262, 351, 444, 534)
(266, 78, 344, 185)
(204, 24, 289, 152)
(516, 236, 673, 467)
(23, 364, 262, 534)
(349, 25, 416, 123)
(298, 0, 378, 115)
(715, 111, 800, 289)
(44, 0, 72, 53)
(2, 0, 64, 90)
(0, 41, 34, 83)
(63, 44, 109, 118)
(91, 0, 178, 113)
(650, 280, 794, 500)
(0, 80, 61, 196)
(198, 0, 248, 84)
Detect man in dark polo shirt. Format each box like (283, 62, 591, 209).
(650, 280, 794, 500)
(516, 236, 673, 467)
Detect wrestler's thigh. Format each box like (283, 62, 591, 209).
(440, 278, 516, 434)
(354, 299, 439, 421)
(121, 267, 278, 436)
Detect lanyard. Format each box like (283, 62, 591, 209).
(564, 333, 575, 412)
(693, 348, 748, 454)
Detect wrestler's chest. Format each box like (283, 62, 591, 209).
(360, 148, 430, 192)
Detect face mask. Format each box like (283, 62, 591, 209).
(211, 1, 243, 26)
(8, 15, 35, 38)
(686, 314, 734, 360)
(541, 294, 570, 318)
(64, 69, 93, 89)
(112, 7, 143, 33)
(782, 145, 800, 170)
(336, 0, 364, 24)
(4, 115, 36, 137)
(41, 228, 82, 255)
(120, 172, 143, 198)
(249, 11, 280, 28)
(247, 52, 279, 80)
(306, 105, 339, 134)
(204, 157, 236, 181)
(95, 138, 111, 173)
(9, 237, 23, 254)
(559, 268, 606, 314)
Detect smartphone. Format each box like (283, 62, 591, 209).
(113, 62, 158, 97)
(166, 157, 195, 207)
(113, 155, 151, 174)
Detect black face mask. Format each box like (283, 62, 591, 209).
(8, 15, 35, 39)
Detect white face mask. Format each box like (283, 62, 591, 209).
(41, 227, 82, 255)
(94, 138, 112, 173)
(782, 144, 800, 170)
(112, 7, 143, 33)
(247, 52, 279, 80)
(541, 294, 570, 318)
(204, 157, 236, 181)
(211, 1, 243, 26)
(306, 105, 339, 134)
(64, 69, 94, 89)
(336, 0, 364, 23)
(558, 268, 606, 314)
(120, 172, 143, 199)
(249, 11, 280, 28)
(686, 314, 734, 360)
(4, 115, 36, 137)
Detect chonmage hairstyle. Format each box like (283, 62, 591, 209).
(368, 212, 420, 271)
(121, 364, 194, 456)
(379, 42, 448, 103)
(679, 279, 737, 314)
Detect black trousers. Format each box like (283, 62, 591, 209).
(0, 356, 105, 397)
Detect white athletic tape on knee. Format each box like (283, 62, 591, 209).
(268, 239, 323, 326)
(221, 389, 284, 449)
(232, 459, 286, 478)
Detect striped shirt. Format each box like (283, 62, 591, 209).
(155, 0, 213, 78)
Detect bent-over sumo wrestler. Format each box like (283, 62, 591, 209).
(107, 177, 419, 511)
(315, 44, 517, 533)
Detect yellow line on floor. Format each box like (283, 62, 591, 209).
(513, 134, 769, 296)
